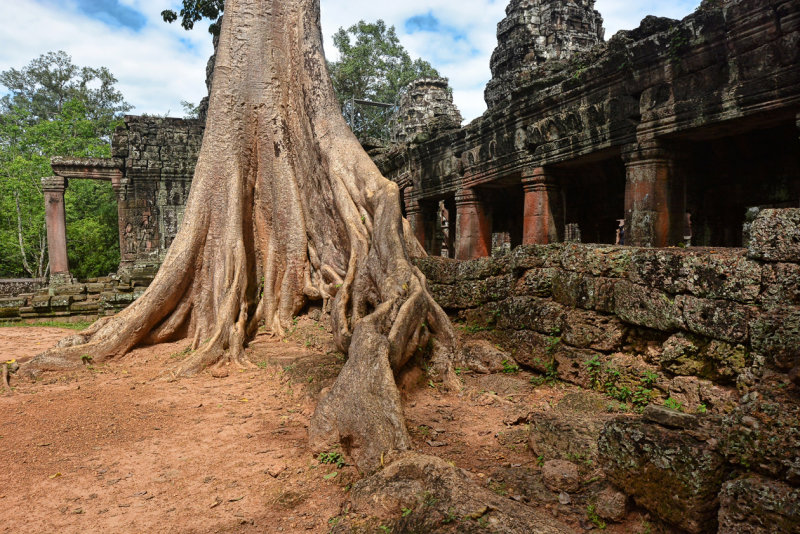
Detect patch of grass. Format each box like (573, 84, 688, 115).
(0, 320, 92, 330)
(256, 360, 268, 369)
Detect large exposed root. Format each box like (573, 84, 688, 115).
(23, 0, 459, 473)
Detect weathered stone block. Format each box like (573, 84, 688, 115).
(31, 296, 51, 310)
(661, 333, 750, 385)
(515, 268, 557, 297)
(598, 415, 728, 533)
(53, 284, 87, 296)
(49, 295, 73, 309)
(562, 309, 626, 351)
(760, 262, 800, 307)
(70, 301, 100, 313)
(747, 209, 800, 263)
(678, 295, 751, 344)
(493, 296, 566, 334)
(552, 271, 616, 312)
(558, 244, 632, 277)
(749, 306, 800, 371)
(721, 384, 800, 485)
(718, 475, 800, 534)
(509, 244, 561, 270)
(613, 281, 684, 331)
(629, 249, 762, 304)
(529, 391, 613, 464)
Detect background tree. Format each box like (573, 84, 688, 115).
(328, 20, 439, 140)
(161, 0, 225, 35)
(0, 51, 131, 279)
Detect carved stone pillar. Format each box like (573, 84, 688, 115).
(455, 188, 491, 259)
(522, 167, 563, 244)
(41, 176, 70, 283)
(623, 141, 685, 247)
(404, 187, 426, 250)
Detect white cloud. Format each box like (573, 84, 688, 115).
(1, 0, 702, 123)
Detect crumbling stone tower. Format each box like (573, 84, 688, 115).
(391, 78, 463, 144)
(485, 0, 605, 108)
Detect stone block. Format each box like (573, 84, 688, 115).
(529, 391, 613, 464)
(562, 309, 627, 351)
(598, 415, 728, 533)
(661, 333, 750, 385)
(509, 244, 562, 270)
(749, 306, 800, 372)
(718, 475, 800, 534)
(54, 284, 87, 296)
(747, 209, 800, 263)
(515, 268, 557, 297)
(31, 296, 51, 310)
(760, 262, 800, 307)
(721, 385, 800, 485)
(86, 282, 105, 294)
(552, 271, 617, 312)
(628, 249, 761, 304)
(70, 301, 100, 313)
(49, 295, 73, 309)
(613, 281, 684, 331)
(678, 295, 751, 344)
(493, 296, 566, 334)
(558, 244, 632, 277)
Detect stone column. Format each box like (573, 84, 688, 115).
(623, 141, 685, 247)
(455, 188, 491, 259)
(404, 187, 426, 250)
(41, 176, 70, 283)
(522, 167, 563, 244)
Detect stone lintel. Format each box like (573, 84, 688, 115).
(51, 157, 124, 182)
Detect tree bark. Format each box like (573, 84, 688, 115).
(24, 0, 459, 472)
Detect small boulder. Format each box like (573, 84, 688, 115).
(462, 340, 515, 374)
(542, 460, 580, 493)
(594, 486, 628, 522)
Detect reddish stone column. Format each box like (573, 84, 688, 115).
(404, 187, 426, 250)
(455, 188, 491, 259)
(623, 142, 685, 247)
(41, 176, 70, 280)
(522, 167, 563, 244)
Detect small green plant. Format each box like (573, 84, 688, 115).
(501, 359, 520, 374)
(545, 333, 561, 354)
(696, 403, 708, 414)
(664, 397, 684, 412)
(378, 525, 391, 533)
(328, 516, 341, 527)
(442, 508, 458, 524)
(256, 361, 268, 369)
(454, 366, 469, 376)
(585, 356, 602, 388)
(318, 451, 346, 468)
(641, 370, 658, 388)
(632, 387, 652, 408)
(536, 455, 545, 467)
(401, 507, 413, 517)
(80, 354, 93, 364)
(586, 504, 607, 529)
(422, 490, 438, 507)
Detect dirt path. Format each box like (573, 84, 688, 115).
(1, 324, 649, 533)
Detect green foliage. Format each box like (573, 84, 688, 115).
(328, 20, 440, 140)
(696, 403, 708, 414)
(0, 52, 129, 279)
(161, 0, 224, 35)
(663, 397, 684, 412)
(501, 359, 520, 374)
(586, 505, 606, 529)
(317, 450, 346, 469)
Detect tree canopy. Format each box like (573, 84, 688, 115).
(161, 0, 225, 35)
(328, 20, 440, 140)
(0, 52, 130, 279)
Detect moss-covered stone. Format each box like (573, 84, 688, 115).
(661, 333, 750, 384)
(678, 295, 751, 344)
(598, 415, 728, 533)
(614, 281, 684, 331)
(718, 475, 800, 534)
(749, 306, 800, 371)
(562, 309, 626, 351)
(747, 208, 800, 263)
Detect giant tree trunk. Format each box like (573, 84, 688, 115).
(24, 0, 459, 471)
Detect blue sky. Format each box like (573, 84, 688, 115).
(1, 0, 701, 123)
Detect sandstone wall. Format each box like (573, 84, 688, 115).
(416, 208, 800, 533)
(0, 279, 44, 298)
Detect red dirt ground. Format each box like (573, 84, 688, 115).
(0, 322, 653, 533)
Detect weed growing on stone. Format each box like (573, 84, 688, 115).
(501, 359, 520, 374)
(317, 450, 346, 468)
(663, 397, 684, 412)
(586, 504, 606, 529)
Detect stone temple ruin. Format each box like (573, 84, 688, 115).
(1, 0, 800, 531)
